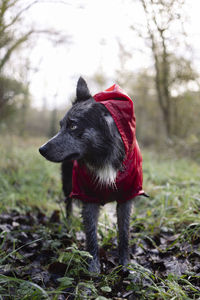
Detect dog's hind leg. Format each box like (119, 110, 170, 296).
(82, 203, 100, 273)
(64, 197, 72, 218)
(117, 199, 132, 267)
(61, 161, 74, 217)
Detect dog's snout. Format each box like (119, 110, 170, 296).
(39, 144, 48, 157)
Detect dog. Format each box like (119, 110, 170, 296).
(39, 77, 146, 273)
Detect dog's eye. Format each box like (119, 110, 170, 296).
(69, 124, 77, 130)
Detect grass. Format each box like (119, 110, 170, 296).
(137, 150, 200, 221)
(140, 151, 200, 229)
(0, 135, 200, 299)
(0, 135, 62, 213)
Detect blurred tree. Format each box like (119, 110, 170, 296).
(48, 92, 58, 138)
(48, 108, 58, 138)
(0, 0, 70, 132)
(0, 0, 69, 73)
(0, 0, 33, 120)
(0, 76, 29, 119)
(136, 0, 198, 138)
(116, 40, 132, 88)
(0, 0, 35, 73)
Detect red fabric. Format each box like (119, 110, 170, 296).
(70, 84, 144, 204)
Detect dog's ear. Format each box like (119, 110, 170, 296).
(76, 77, 91, 102)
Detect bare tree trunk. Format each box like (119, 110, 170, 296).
(140, 0, 173, 138)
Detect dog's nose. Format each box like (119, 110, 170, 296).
(39, 145, 47, 157)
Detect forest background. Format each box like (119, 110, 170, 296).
(0, 0, 199, 160)
(1, 1, 200, 298)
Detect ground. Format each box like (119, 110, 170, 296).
(0, 135, 200, 299)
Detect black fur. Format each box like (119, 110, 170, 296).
(75, 76, 92, 103)
(39, 77, 132, 273)
(39, 78, 125, 172)
(61, 160, 73, 217)
(82, 202, 100, 273)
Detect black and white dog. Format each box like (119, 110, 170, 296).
(39, 77, 145, 273)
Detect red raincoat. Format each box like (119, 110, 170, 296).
(70, 84, 145, 205)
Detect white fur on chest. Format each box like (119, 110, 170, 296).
(87, 164, 117, 187)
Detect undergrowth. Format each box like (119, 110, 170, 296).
(0, 135, 200, 299)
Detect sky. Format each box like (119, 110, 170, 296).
(12, 0, 200, 109)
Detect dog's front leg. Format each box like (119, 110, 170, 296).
(82, 203, 100, 273)
(117, 199, 132, 267)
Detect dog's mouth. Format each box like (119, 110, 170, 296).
(63, 152, 80, 162)
(46, 152, 80, 163)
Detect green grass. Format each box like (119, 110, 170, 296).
(0, 135, 62, 213)
(140, 150, 200, 229)
(0, 135, 200, 299)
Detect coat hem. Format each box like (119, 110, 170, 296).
(70, 190, 145, 205)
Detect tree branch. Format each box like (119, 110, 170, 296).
(0, 30, 33, 71)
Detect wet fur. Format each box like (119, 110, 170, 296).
(39, 77, 133, 273)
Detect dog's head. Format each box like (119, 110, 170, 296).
(39, 77, 91, 162)
(39, 77, 120, 164)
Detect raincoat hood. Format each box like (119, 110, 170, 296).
(70, 84, 145, 204)
(93, 84, 136, 157)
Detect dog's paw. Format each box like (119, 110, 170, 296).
(119, 257, 129, 267)
(119, 258, 130, 274)
(88, 258, 100, 274)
